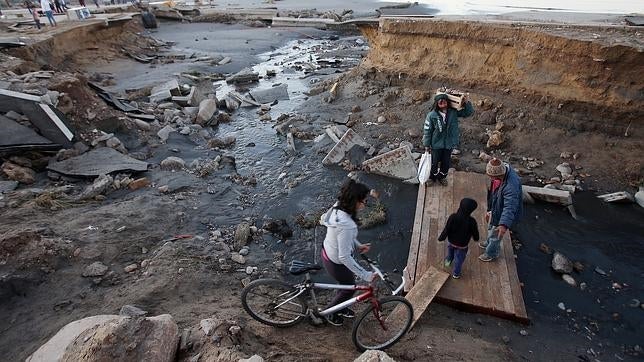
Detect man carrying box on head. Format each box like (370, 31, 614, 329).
(422, 92, 474, 186)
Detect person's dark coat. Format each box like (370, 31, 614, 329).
(422, 101, 474, 150)
(438, 198, 480, 248)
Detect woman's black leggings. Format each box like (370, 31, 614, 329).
(321, 249, 355, 309)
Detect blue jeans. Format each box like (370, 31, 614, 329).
(484, 225, 502, 258)
(45, 10, 56, 26)
(446, 244, 468, 276)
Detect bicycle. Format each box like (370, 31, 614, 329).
(241, 254, 414, 351)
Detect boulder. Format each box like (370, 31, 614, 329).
(551, 251, 573, 274)
(207, 136, 236, 149)
(27, 315, 122, 362)
(1, 161, 36, 184)
(78, 174, 114, 200)
(59, 314, 178, 362)
(120, 305, 148, 317)
(157, 125, 175, 142)
(486, 130, 503, 148)
(196, 99, 218, 125)
(160, 156, 185, 171)
(353, 350, 396, 362)
(82, 261, 109, 277)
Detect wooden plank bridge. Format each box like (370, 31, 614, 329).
(404, 170, 529, 323)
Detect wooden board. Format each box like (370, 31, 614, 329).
(406, 170, 529, 323)
(401, 266, 449, 329)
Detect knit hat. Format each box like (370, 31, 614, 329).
(434, 93, 449, 102)
(486, 158, 506, 177)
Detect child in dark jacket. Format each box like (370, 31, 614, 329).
(438, 198, 479, 279)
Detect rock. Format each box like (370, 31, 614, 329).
(157, 125, 175, 142)
(245, 266, 256, 275)
(377, 115, 386, 123)
(234, 222, 251, 250)
(519, 329, 529, 336)
(501, 336, 511, 344)
(124, 264, 139, 273)
(351, 105, 362, 113)
(240, 355, 264, 362)
(231, 253, 246, 264)
(557, 302, 566, 311)
(478, 110, 497, 125)
(161, 156, 185, 171)
(560, 151, 572, 159)
(196, 99, 218, 125)
(78, 174, 113, 200)
(27, 315, 123, 361)
(539, 243, 553, 254)
(1, 162, 36, 184)
(119, 305, 148, 317)
(552, 252, 573, 274)
(562, 274, 577, 287)
(406, 128, 421, 138)
(594, 267, 607, 276)
(179, 126, 191, 135)
(479, 151, 492, 162)
(42, 314, 179, 362)
(200, 318, 217, 336)
(556, 163, 572, 177)
(628, 299, 640, 308)
(129, 177, 150, 190)
(239, 247, 249, 256)
(353, 350, 396, 362)
(486, 130, 503, 148)
(579, 282, 587, 290)
(207, 136, 236, 149)
(82, 261, 109, 277)
(135, 119, 151, 131)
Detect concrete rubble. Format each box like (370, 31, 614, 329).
(47, 147, 149, 177)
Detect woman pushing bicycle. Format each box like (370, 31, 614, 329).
(319, 178, 380, 326)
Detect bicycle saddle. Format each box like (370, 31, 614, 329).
(288, 260, 322, 275)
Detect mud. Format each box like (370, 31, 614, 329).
(0, 7, 643, 362)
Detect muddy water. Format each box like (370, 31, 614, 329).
(515, 194, 644, 350)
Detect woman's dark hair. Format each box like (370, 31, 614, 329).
(336, 179, 370, 221)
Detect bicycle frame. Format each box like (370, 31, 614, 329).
(277, 260, 406, 318)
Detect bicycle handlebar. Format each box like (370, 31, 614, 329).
(360, 254, 405, 295)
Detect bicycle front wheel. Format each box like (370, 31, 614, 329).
(352, 296, 413, 351)
(241, 278, 306, 327)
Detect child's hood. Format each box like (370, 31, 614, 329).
(457, 198, 478, 216)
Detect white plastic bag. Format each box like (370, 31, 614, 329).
(417, 151, 432, 185)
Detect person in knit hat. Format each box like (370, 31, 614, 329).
(478, 158, 522, 262)
(422, 93, 474, 186)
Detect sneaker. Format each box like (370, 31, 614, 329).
(452, 274, 461, 279)
(478, 254, 495, 262)
(443, 259, 452, 268)
(337, 308, 355, 319)
(325, 313, 343, 326)
(439, 178, 448, 186)
(478, 241, 488, 249)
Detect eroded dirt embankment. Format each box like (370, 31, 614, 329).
(359, 19, 644, 114)
(7, 19, 145, 73)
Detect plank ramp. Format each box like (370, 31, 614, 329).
(403, 266, 449, 329)
(405, 170, 529, 323)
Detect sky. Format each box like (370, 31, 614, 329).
(412, 0, 644, 15)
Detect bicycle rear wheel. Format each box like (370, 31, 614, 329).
(352, 296, 413, 351)
(241, 278, 306, 327)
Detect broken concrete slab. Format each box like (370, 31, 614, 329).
(362, 146, 417, 180)
(249, 84, 289, 104)
(47, 147, 149, 177)
(0, 115, 59, 152)
(286, 132, 296, 155)
(228, 91, 261, 107)
(225, 68, 259, 84)
(151, 79, 181, 99)
(171, 86, 205, 107)
(597, 191, 634, 203)
(322, 128, 370, 165)
(523, 185, 572, 205)
(0, 89, 74, 148)
(324, 125, 348, 144)
(271, 17, 336, 29)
